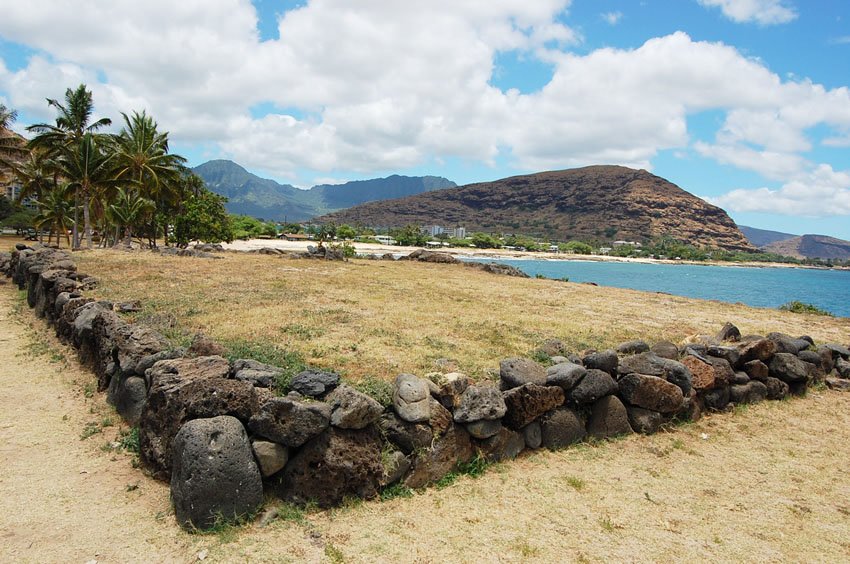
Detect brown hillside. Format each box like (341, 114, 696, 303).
(318, 165, 754, 251)
(763, 234, 850, 260)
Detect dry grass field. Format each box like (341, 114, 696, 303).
(4, 245, 850, 561)
(77, 249, 849, 387)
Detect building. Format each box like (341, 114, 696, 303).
(422, 225, 466, 239)
(612, 240, 642, 248)
(375, 235, 397, 245)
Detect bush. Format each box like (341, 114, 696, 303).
(778, 301, 833, 317)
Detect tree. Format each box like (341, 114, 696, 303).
(11, 150, 54, 204)
(336, 224, 357, 240)
(110, 110, 186, 247)
(0, 104, 27, 177)
(32, 182, 74, 246)
(27, 84, 112, 249)
(390, 224, 427, 246)
(56, 133, 117, 249)
(173, 188, 233, 246)
(470, 232, 501, 249)
(107, 187, 155, 248)
(2, 209, 37, 236)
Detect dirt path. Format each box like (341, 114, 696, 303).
(1, 283, 850, 563)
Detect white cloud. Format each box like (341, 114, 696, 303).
(710, 165, 850, 216)
(601, 11, 623, 25)
(697, 0, 797, 25)
(1, 1, 849, 221)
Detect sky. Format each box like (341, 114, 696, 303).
(1, 0, 850, 238)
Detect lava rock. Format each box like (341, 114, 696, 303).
(499, 358, 547, 390)
(616, 340, 650, 355)
(582, 349, 618, 375)
(379, 412, 433, 454)
(248, 397, 331, 447)
(617, 373, 684, 414)
(453, 385, 507, 423)
(171, 416, 263, 530)
(650, 341, 679, 360)
(703, 386, 731, 411)
(568, 369, 618, 405)
(586, 395, 633, 439)
(626, 406, 664, 434)
(380, 450, 411, 486)
(251, 440, 289, 477)
(392, 373, 431, 423)
(475, 427, 526, 462)
(433, 372, 469, 410)
(744, 360, 770, 381)
(764, 377, 789, 400)
(326, 384, 384, 429)
(115, 376, 147, 425)
(617, 352, 693, 396)
(738, 339, 777, 364)
(716, 322, 741, 343)
(290, 369, 340, 398)
(502, 383, 565, 429)
(522, 421, 543, 449)
(404, 425, 475, 489)
(769, 353, 811, 383)
(730, 381, 768, 404)
(539, 407, 586, 449)
(545, 362, 587, 391)
(466, 419, 503, 439)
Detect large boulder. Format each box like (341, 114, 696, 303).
(404, 424, 475, 489)
(275, 426, 384, 507)
(290, 369, 340, 398)
(582, 350, 618, 375)
(681, 355, 716, 392)
(392, 373, 431, 423)
(567, 369, 617, 405)
(248, 397, 331, 447)
(586, 395, 633, 439)
(325, 384, 384, 429)
(453, 385, 507, 423)
(769, 353, 811, 383)
(617, 373, 684, 414)
(545, 362, 586, 391)
(378, 412, 433, 454)
(617, 352, 693, 396)
(499, 358, 547, 390)
(171, 416, 263, 530)
(539, 407, 586, 449)
(626, 406, 664, 434)
(139, 356, 258, 479)
(502, 383, 564, 429)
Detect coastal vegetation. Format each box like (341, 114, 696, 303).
(0, 85, 231, 249)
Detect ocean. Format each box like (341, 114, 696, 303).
(463, 258, 850, 318)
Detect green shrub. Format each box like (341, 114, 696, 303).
(778, 301, 833, 316)
(352, 376, 394, 407)
(221, 338, 307, 392)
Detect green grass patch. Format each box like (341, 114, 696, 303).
(779, 301, 834, 317)
(220, 338, 307, 393)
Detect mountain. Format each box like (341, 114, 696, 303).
(739, 225, 797, 247)
(762, 235, 850, 260)
(317, 165, 754, 251)
(192, 159, 456, 221)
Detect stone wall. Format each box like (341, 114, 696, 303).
(4, 243, 850, 531)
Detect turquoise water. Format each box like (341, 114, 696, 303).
(464, 258, 850, 318)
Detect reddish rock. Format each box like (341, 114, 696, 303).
(618, 373, 684, 414)
(502, 383, 564, 429)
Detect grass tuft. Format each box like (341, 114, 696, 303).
(779, 301, 833, 316)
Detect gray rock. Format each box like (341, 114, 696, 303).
(730, 381, 767, 404)
(453, 385, 507, 423)
(231, 359, 283, 388)
(404, 425, 475, 489)
(248, 397, 331, 447)
(703, 386, 731, 411)
(616, 340, 650, 355)
(379, 412, 433, 454)
(816, 346, 836, 374)
(392, 373, 431, 423)
(326, 384, 384, 429)
(587, 395, 633, 439)
(769, 353, 811, 383)
(738, 339, 777, 364)
(502, 383, 564, 429)
(767, 332, 810, 355)
(764, 377, 789, 400)
(539, 407, 586, 449)
(626, 406, 664, 434)
(136, 348, 186, 377)
(115, 376, 147, 425)
(582, 349, 618, 375)
(825, 377, 850, 391)
(550, 355, 569, 365)
(617, 352, 693, 396)
(797, 350, 823, 368)
(716, 322, 741, 342)
(522, 421, 542, 449)
(823, 343, 850, 360)
(568, 369, 618, 405)
(251, 440, 289, 477)
(745, 360, 769, 381)
(465, 419, 503, 439)
(617, 373, 684, 413)
(836, 358, 850, 379)
(276, 426, 383, 508)
(381, 450, 411, 486)
(476, 427, 526, 462)
(650, 341, 679, 360)
(171, 416, 263, 530)
(706, 345, 741, 368)
(499, 358, 546, 390)
(290, 369, 340, 398)
(730, 371, 750, 385)
(546, 362, 587, 390)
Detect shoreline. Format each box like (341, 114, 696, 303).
(221, 239, 847, 271)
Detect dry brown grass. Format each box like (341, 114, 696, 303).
(76, 249, 849, 384)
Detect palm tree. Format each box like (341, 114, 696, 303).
(56, 133, 116, 249)
(27, 84, 112, 249)
(111, 110, 185, 247)
(33, 182, 74, 247)
(0, 104, 28, 179)
(106, 187, 154, 248)
(12, 150, 54, 203)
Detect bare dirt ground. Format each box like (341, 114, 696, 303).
(2, 284, 850, 562)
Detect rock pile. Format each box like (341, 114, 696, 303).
(5, 243, 850, 532)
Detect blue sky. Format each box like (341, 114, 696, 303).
(2, 1, 850, 238)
